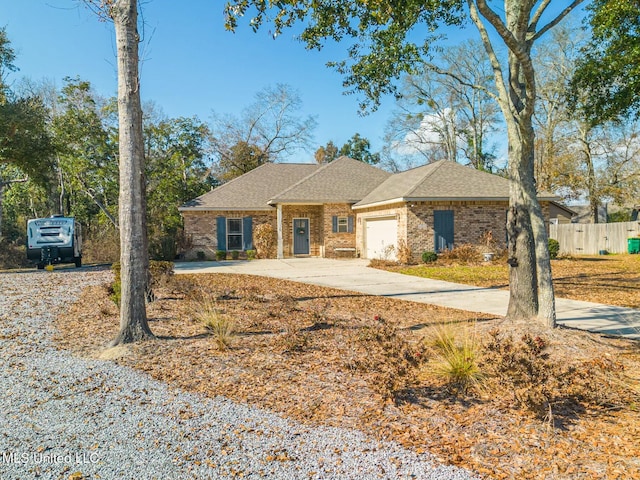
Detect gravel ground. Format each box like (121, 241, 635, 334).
(0, 268, 478, 480)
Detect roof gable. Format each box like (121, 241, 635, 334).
(269, 156, 392, 204)
(354, 160, 556, 208)
(179, 163, 319, 211)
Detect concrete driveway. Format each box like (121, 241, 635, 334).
(174, 258, 640, 340)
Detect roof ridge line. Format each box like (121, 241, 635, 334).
(269, 156, 356, 202)
(267, 160, 328, 202)
(219, 162, 273, 188)
(188, 162, 274, 201)
(404, 159, 445, 198)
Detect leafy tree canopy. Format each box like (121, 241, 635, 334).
(0, 96, 53, 185)
(570, 0, 640, 124)
(315, 134, 380, 164)
(0, 27, 17, 103)
(0, 31, 53, 186)
(225, 1, 465, 112)
(314, 140, 339, 163)
(339, 133, 380, 164)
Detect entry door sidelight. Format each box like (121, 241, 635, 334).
(293, 218, 310, 255)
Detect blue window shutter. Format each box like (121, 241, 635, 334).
(434, 210, 454, 252)
(216, 216, 227, 250)
(332, 216, 338, 233)
(242, 217, 253, 250)
(347, 216, 354, 233)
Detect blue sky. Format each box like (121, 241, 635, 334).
(1, 0, 405, 162)
(1, 2, 584, 165)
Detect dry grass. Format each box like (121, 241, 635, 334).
(425, 324, 483, 393)
(54, 271, 640, 479)
(393, 254, 640, 308)
(195, 299, 236, 350)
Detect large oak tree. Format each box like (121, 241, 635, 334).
(225, 0, 585, 327)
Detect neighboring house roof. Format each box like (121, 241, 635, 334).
(354, 160, 557, 209)
(179, 163, 319, 211)
(570, 204, 607, 224)
(269, 156, 392, 204)
(550, 202, 577, 219)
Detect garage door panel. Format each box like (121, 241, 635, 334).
(365, 218, 397, 260)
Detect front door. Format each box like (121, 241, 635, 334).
(293, 218, 310, 255)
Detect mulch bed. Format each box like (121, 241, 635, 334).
(55, 272, 640, 479)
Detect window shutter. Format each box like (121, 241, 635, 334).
(332, 216, 338, 233)
(242, 217, 253, 250)
(216, 216, 227, 250)
(347, 216, 354, 233)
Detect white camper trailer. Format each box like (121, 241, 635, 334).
(26, 215, 82, 269)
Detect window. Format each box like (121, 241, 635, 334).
(332, 215, 354, 234)
(227, 218, 243, 250)
(217, 216, 253, 251)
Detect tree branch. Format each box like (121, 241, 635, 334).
(424, 62, 499, 102)
(529, 0, 552, 32)
(466, 1, 512, 118)
(474, 0, 524, 59)
(0, 176, 28, 188)
(531, 0, 586, 42)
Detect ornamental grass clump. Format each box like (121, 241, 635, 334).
(427, 324, 483, 393)
(196, 300, 235, 351)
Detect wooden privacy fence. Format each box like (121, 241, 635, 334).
(549, 221, 640, 255)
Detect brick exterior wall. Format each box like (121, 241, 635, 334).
(405, 201, 509, 261)
(280, 205, 323, 257)
(181, 210, 275, 260)
(323, 203, 357, 257)
(356, 201, 511, 262)
(182, 200, 547, 261)
(183, 204, 359, 259)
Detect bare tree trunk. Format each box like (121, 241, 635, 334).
(469, 0, 559, 327)
(522, 122, 556, 328)
(110, 0, 153, 345)
(510, 103, 556, 327)
(506, 124, 538, 320)
(510, 69, 556, 328)
(0, 182, 5, 240)
(583, 133, 600, 224)
(58, 159, 65, 215)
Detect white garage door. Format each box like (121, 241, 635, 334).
(365, 217, 398, 260)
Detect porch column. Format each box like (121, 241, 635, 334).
(277, 203, 284, 259)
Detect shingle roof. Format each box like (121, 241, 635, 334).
(269, 156, 392, 204)
(180, 159, 558, 212)
(179, 163, 319, 211)
(354, 160, 557, 208)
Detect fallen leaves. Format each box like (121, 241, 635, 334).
(54, 271, 640, 479)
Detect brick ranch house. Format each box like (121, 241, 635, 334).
(179, 157, 567, 262)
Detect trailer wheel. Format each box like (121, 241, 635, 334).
(74, 256, 82, 268)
